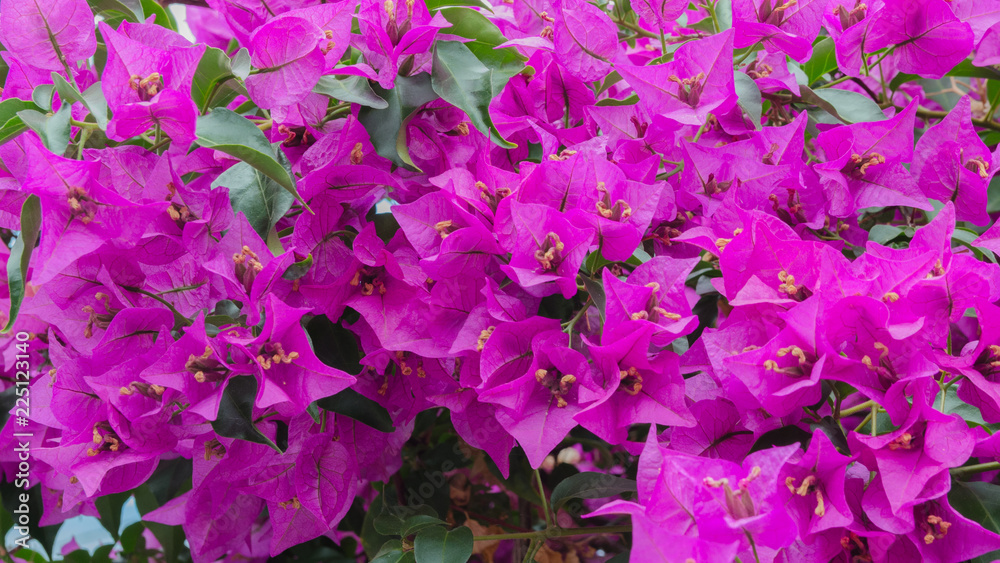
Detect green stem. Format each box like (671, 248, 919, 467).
(659, 30, 668, 57)
(915, 107, 1000, 132)
(988, 86, 1000, 121)
(562, 301, 592, 345)
(70, 119, 100, 129)
(474, 525, 632, 542)
(122, 286, 193, 328)
(839, 399, 875, 417)
(871, 405, 878, 437)
(610, 17, 657, 39)
(734, 42, 760, 67)
(852, 411, 873, 433)
(817, 74, 853, 89)
(535, 470, 551, 528)
(951, 462, 1000, 476)
(704, 0, 720, 34)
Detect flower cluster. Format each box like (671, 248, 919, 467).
(1, 0, 1000, 561)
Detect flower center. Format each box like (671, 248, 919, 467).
(119, 381, 165, 400)
(256, 342, 299, 370)
(534, 232, 566, 273)
(668, 73, 706, 107)
(277, 125, 313, 147)
(595, 182, 633, 222)
(67, 186, 98, 224)
(129, 72, 163, 102)
(186, 345, 230, 383)
(476, 326, 495, 352)
(630, 282, 683, 323)
(704, 466, 761, 520)
(88, 421, 125, 456)
(618, 366, 643, 395)
(844, 152, 886, 179)
(785, 474, 826, 517)
(535, 368, 576, 408)
(758, 0, 797, 26)
(204, 438, 226, 461)
(350, 265, 387, 296)
(233, 246, 263, 293)
(82, 293, 119, 338)
(477, 181, 511, 213)
(835, 1, 868, 29)
(965, 156, 990, 179)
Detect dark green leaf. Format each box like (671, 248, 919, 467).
(212, 160, 295, 239)
(733, 72, 762, 130)
(211, 376, 283, 452)
(134, 483, 187, 563)
(305, 314, 363, 374)
(17, 106, 71, 154)
(437, 7, 526, 95)
(803, 37, 836, 85)
(94, 490, 132, 540)
(313, 76, 389, 109)
(936, 383, 988, 428)
(432, 41, 514, 148)
(282, 254, 313, 280)
(549, 472, 637, 512)
(799, 86, 886, 124)
(371, 540, 415, 563)
(580, 276, 606, 322)
(413, 526, 473, 563)
(362, 489, 398, 557)
(606, 553, 630, 563)
(358, 73, 438, 170)
(316, 388, 395, 432)
(748, 425, 811, 453)
(191, 47, 246, 112)
(949, 481, 1000, 563)
(595, 94, 638, 106)
(197, 108, 300, 197)
(52, 73, 110, 130)
(3, 195, 41, 333)
(119, 521, 146, 554)
(401, 515, 446, 538)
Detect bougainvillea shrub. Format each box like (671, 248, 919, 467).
(2, 0, 1000, 561)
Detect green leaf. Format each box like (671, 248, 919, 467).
(0, 99, 32, 147)
(18, 105, 71, 154)
(119, 521, 146, 555)
(358, 73, 438, 170)
(437, 7, 526, 95)
(425, 0, 489, 9)
(595, 94, 639, 106)
(134, 484, 186, 563)
(282, 254, 313, 280)
(868, 224, 905, 245)
(799, 86, 887, 124)
(580, 276, 606, 322)
(413, 526, 473, 563)
(371, 540, 416, 563)
(803, 37, 837, 85)
(400, 515, 446, 538)
(549, 472, 637, 512)
(211, 376, 283, 452)
(51, 73, 110, 130)
(3, 195, 41, 334)
(936, 383, 988, 428)
(313, 75, 389, 109)
(191, 47, 246, 112)
(32, 85, 54, 112)
(212, 160, 295, 239)
(733, 72, 762, 130)
(139, 0, 177, 30)
(88, 0, 143, 21)
(316, 388, 395, 432)
(946, 59, 1000, 80)
(196, 108, 305, 207)
(231, 48, 251, 80)
(94, 490, 132, 541)
(431, 41, 514, 148)
(949, 481, 1000, 563)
